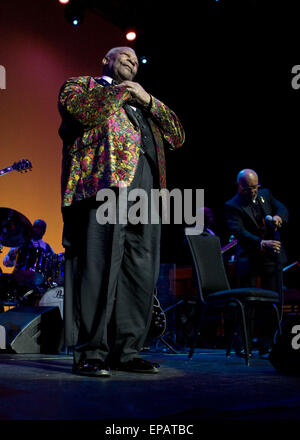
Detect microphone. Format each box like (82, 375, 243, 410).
(265, 215, 276, 227)
(265, 215, 282, 228)
(265, 215, 280, 240)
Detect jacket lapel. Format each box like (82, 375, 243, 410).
(94, 77, 140, 129)
(257, 193, 268, 218)
(242, 204, 259, 227)
(94, 77, 109, 87)
(123, 104, 139, 130)
(235, 194, 259, 227)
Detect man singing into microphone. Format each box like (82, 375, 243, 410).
(225, 168, 289, 357)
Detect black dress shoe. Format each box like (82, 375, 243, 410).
(116, 358, 159, 374)
(72, 360, 111, 377)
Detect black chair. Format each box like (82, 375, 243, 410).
(185, 233, 281, 365)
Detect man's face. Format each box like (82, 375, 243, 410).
(238, 173, 260, 203)
(103, 48, 139, 83)
(32, 221, 45, 240)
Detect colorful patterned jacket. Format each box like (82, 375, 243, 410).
(58, 76, 185, 207)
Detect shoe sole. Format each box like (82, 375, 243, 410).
(117, 367, 159, 374)
(72, 368, 111, 377)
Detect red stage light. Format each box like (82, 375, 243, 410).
(59, 0, 70, 4)
(126, 31, 137, 41)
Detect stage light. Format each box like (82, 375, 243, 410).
(140, 56, 148, 65)
(126, 30, 137, 41)
(64, 2, 84, 26)
(58, 0, 70, 4)
(72, 17, 80, 26)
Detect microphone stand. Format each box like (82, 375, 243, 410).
(266, 219, 284, 321)
(275, 248, 284, 322)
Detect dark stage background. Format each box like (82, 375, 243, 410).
(134, 0, 300, 266)
(1, 0, 300, 270)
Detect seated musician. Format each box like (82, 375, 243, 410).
(3, 219, 54, 267)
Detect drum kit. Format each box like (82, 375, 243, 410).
(0, 207, 64, 314)
(0, 159, 64, 316)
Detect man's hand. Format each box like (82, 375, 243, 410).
(261, 240, 281, 254)
(117, 81, 151, 107)
(272, 215, 283, 228)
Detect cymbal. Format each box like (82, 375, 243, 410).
(0, 208, 32, 247)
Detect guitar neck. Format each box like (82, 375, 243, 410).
(0, 159, 32, 176)
(0, 166, 14, 176)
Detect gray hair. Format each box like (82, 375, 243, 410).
(104, 47, 136, 59)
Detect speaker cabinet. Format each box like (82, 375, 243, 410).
(0, 306, 63, 354)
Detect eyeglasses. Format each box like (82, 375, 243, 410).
(240, 184, 261, 192)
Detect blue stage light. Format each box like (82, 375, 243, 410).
(64, 3, 84, 26)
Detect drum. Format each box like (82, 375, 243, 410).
(49, 252, 65, 286)
(14, 245, 51, 287)
(39, 286, 64, 319)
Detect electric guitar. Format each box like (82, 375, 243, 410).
(0, 159, 32, 176)
(147, 288, 167, 339)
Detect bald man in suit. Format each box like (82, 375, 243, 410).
(225, 169, 289, 356)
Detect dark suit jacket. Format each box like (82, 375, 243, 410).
(225, 188, 289, 274)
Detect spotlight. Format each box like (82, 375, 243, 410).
(58, 0, 70, 4)
(140, 56, 148, 65)
(64, 2, 84, 26)
(72, 17, 80, 26)
(125, 30, 137, 41)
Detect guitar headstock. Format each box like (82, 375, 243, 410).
(12, 159, 32, 173)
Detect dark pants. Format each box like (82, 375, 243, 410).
(62, 153, 161, 365)
(239, 260, 280, 292)
(233, 260, 281, 352)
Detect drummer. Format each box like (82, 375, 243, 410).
(3, 219, 54, 267)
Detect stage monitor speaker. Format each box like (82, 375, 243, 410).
(0, 306, 63, 354)
(269, 315, 300, 375)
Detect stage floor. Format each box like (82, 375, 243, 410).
(0, 348, 300, 430)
